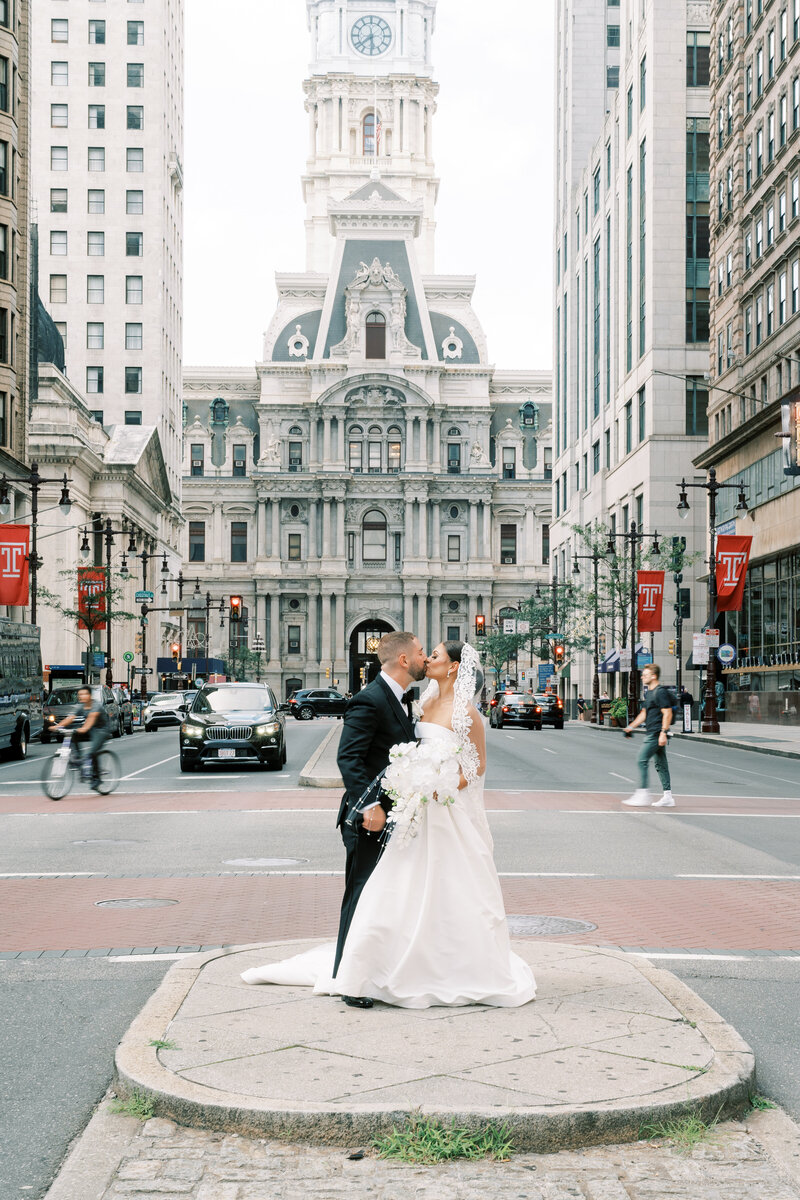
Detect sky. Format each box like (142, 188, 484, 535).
(183, 1, 554, 372)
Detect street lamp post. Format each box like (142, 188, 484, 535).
(604, 522, 661, 721)
(676, 469, 748, 733)
(253, 632, 265, 682)
(572, 549, 606, 725)
(0, 463, 72, 624)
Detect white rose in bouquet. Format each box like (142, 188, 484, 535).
(382, 739, 462, 847)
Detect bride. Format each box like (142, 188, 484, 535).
(242, 641, 536, 1009)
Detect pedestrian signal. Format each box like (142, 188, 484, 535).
(475, 614, 486, 637)
(229, 595, 243, 622)
(135, 633, 143, 652)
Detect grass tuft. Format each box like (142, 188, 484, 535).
(109, 1090, 156, 1121)
(749, 1093, 778, 1111)
(149, 1038, 178, 1051)
(374, 1112, 514, 1164)
(641, 1104, 722, 1152)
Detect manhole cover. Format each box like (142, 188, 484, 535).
(506, 915, 597, 936)
(223, 858, 309, 868)
(73, 839, 142, 846)
(95, 898, 179, 909)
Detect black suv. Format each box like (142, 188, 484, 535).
(179, 683, 286, 772)
(488, 691, 542, 730)
(287, 688, 348, 720)
(535, 693, 565, 729)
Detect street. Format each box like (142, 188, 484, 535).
(1, 718, 799, 1197)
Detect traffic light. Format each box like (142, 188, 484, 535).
(668, 639, 675, 655)
(325, 667, 330, 679)
(599, 633, 607, 656)
(229, 595, 242, 622)
(475, 614, 486, 637)
(553, 643, 565, 665)
(170, 642, 180, 662)
(135, 633, 143, 653)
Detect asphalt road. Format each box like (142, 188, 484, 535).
(1, 717, 799, 1198)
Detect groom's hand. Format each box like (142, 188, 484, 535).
(361, 807, 387, 834)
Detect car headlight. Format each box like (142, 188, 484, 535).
(181, 722, 204, 737)
(255, 722, 281, 735)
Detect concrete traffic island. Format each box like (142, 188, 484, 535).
(298, 724, 344, 787)
(114, 940, 755, 1154)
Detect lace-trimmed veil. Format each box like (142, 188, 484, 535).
(418, 643, 481, 783)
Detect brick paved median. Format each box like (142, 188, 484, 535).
(3, 874, 800, 952)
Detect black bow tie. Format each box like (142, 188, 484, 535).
(401, 691, 412, 705)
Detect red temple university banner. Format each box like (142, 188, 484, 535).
(716, 534, 752, 612)
(0, 524, 30, 606)
(77, 567, 107, 630)
(637, 570, 665, 633)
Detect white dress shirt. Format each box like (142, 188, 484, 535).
(361, 671, 407, 813)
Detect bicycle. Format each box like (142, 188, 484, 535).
(41, 732, 121, 800)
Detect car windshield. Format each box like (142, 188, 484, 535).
(149, 694, 183, 706)
(47, 687, 81, 705)
(500, 694, 529, 704)
(192, 688, 273, 714)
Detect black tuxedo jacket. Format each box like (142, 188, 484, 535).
(336, 674, 415, 828)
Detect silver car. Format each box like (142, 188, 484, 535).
(143, 691, 195, 731)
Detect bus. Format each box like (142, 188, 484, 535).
(0, 618, 44, 758)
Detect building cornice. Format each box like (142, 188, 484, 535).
(693, 397, 781, 469)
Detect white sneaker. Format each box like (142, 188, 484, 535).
(651, 792, 675, 807)
(622, 789, 650, 806)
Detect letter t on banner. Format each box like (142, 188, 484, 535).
(0, 524, 30, 606)
(716, 535, 752, 611)
(637, 570, 665, 633)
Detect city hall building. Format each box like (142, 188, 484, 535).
(181, 0, 552, 696)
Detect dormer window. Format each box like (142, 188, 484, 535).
(365, 311, 386, 359)
(210, 397, 229, 424)
(520, 402, 539, 429)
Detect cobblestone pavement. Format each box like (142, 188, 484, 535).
(54, 1112, 800, 1200)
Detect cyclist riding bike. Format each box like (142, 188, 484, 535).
(54, 685, 110, 789)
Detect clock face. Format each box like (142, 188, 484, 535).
(351, 14, 393, 56)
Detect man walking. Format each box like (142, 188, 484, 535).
(621, 663, 675, 808)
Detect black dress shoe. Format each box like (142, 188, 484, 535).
(342, 995, 373, 1008)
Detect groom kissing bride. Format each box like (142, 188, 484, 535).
(242, 631, 536, 1009)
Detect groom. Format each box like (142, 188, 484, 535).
(333, 631, 427, 995)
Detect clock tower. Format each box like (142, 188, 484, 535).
(303, 0, 439, 272)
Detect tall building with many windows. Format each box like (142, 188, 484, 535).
(551, 0, 711, 705)
(181, 0, 552, 697)
(0, 0, 30, 477)
(30, 0, 184, 492)
(698, 0, 800, 721)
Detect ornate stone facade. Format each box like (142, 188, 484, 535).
(181, 1, 552, 694)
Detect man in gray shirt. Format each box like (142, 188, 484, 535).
(621, 663, 675, 808)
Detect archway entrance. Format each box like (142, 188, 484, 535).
(349, 619, 395, 692)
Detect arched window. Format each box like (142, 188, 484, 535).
(520, 402, 539, 430)
(365, 311, 386, 359)
(363, 112, 376, 156)
(288, 425, 303, 435)
(362, 509, 387, 561)
(387, 425, 402, 473)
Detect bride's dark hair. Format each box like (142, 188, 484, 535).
(443, 641, 483, 696)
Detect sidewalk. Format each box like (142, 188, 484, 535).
(43, 940, 800, 1200)
(586, 718, 800, 760)
(110, 941, 752, 1151)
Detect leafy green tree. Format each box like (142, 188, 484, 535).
(39, 568, 137, 680)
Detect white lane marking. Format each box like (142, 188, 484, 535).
(609, 772, 634, 783)
(560, 811, 800, 817)
(630, 953, 751, 962)
(539, 747, 557, 755)
(0, 872, 96, 878)
(677, 873, 800, 880)
(108, 953, 195, 962)
(505, 734, 516, 740)
(671, 751, 800, 787)
(120, 755, 179, 780)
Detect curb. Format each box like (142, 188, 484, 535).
(585, 721, 800, 761)
(114, 942, 755, 1154)
(298, 725, 343, 787)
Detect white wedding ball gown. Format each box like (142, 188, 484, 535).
(241, 721, 536, 1008)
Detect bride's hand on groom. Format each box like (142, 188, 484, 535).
(361, 807, 387, 834)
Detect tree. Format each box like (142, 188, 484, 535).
(479, 629, 523, 690)
(39, 568, 137, 681)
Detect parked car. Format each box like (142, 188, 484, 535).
(286, 688, 348, 720)
(142, 691, 196, 731)
(179, 683, 285, 772)
(112, 685, 135, 735)
(42, 684, 123, 742)
(488, 691, 542, 730)
(535, 693, 565, 729)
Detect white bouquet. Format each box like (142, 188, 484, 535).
(382, 739, 462, 848)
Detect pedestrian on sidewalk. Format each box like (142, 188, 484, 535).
(621, 663, 675, 808)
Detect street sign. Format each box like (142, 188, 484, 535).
(717, 643, 736, 665)
(618, 649, 632, 671)
(92, 652, 104, 668)
(537, 664, 550, 690)
(135, 590, 154, 602)
(123, 651, 134, 663)
(692, 632, 710, 664)
(503, 619, 516, 634)
(705, 627, 720, 648)
(517, 620, 530, 634)
(135, 667, 154, 675)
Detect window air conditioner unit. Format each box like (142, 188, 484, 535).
(503, 556, 514, 564)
